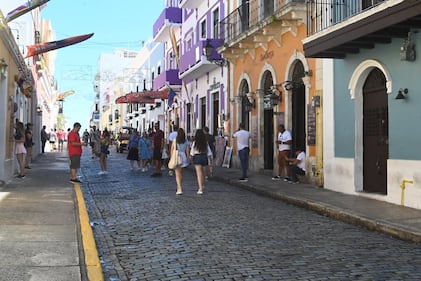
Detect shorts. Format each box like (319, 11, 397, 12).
(70, 155, 81, 169)
(192, 153, 208, 166)
(153, 147, 162, 160)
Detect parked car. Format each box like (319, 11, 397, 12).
(115, 127, 135, 153)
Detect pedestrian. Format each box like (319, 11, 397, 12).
(171, 127, 190, 195)
(40, 125, 48, 153)
(272, 124, 292, 181)
(57, 128, 66, 152)
(49, 128, 57, 151)
(68, 122, 87, 183)
(90, 126, 100, 159)
(98, 128, 111, 175)
(167, 123, 178, 176)
(138, 132, 151, 172)
(126, 129, 141, 170)
(151, 123, 164, 177)
(233, 123, 250, 182)
(286, 148, 306, 184)
(203, 126, 215, 179)
(82, 129, 90, 144)
(24, 122, 34, 169)
(190, 129, 213, 194)
(14, 121, 27, 178)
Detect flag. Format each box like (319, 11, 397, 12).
(168, 90, 177, 108)
(5, 0, 50, 23)
(26, 33, 94, 57)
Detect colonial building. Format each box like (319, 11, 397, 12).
(303, 0, 421, 208)
(219, 0, 321, 183)
(0, 3, 53, 182)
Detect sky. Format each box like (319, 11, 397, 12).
(41, 0, 165, 131)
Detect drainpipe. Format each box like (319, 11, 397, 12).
(400, 179, 414, 206)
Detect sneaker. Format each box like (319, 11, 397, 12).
(25, 166, 31, 169)
(176, 191, 183, 195)
(284, 177, 291, 182)
(197, 190, 203, 195)
(238, 177, 248, 182)
(16, 174, 25, 178)
(69, 179, 82, 184)
(271, 175, 281, 180)
(98, 171, 104, 175)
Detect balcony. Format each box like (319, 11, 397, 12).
(219, 0, 306, 60)
(179, 0, 199, 9)
(153, 69, 181, 91)
(153, 7, 182, 42)
(179, 39, 224, 81)
(303, 0, 421, 58)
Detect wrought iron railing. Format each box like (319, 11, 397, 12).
(219, 0, 305, 44)
(306, 0, 386, 36)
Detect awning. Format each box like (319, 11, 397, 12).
(115, 90, 170, 104)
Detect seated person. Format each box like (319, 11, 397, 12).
(286, 148, 306, 184)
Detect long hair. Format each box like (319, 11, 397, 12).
(16, 122, 25, 139)
(193, 129, 207, 153)
(176, 128, 186, 144)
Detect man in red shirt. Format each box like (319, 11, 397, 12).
(68, 122, 87, 183)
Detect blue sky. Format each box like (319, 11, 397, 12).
(42, 0, 164, 130)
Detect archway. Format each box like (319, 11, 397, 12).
(363, 68, 388, 194)
(262, 71, 274, 169)
(291, 61, 306, 153)
(239, 80, 250, 131)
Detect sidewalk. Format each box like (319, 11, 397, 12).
(212, 166, 421, 244)
(0, 151, 87, 281)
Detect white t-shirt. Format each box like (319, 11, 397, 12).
(278, 130, 292, 151)
(296, 151, 306, 171)
(233, 129, 250, 151)
(168, 131, 177, 142)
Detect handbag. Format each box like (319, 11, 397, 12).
(168, 140, 182, 169)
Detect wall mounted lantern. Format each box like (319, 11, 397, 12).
(244, 92, 256, 112)
(264, 85, 282, 107)
(395, 88, 409, 100)
(204, 40, 227, 66)
(114, 109, 120, 120)
(0, 58, 8, 78)
(36, 105, 42, 116)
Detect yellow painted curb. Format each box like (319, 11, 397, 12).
(74, 183, 104, 281)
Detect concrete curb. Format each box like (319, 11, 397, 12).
(74, 184, 104, 281)
(215, 176, 421, 244)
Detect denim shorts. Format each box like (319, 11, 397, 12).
(192, 153, 208, 166)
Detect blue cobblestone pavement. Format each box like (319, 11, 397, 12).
(79, 148, 421, 281)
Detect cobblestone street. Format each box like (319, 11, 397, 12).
(80, 150, 421, 281)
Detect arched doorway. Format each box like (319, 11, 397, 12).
(363, 68, 388, 194)
(262, 71, 274, 169)
(291, 61, 306, 153)
(239, 80, 250, 131)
